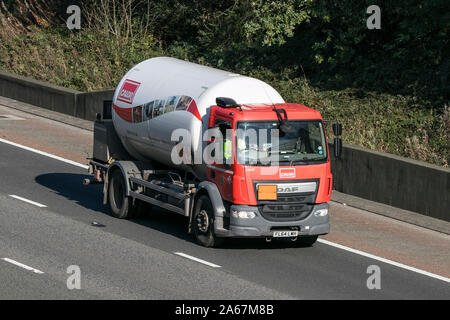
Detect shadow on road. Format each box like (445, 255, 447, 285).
(35, 172, 312, 250)
(34, 172, 194, 243)
(35, 172, 110, 214)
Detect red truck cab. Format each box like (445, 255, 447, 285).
(206, 102, 332, 241)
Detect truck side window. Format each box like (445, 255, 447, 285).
(215, 119, 232, 166)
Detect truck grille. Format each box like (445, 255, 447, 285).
(275, 195, 310, 203)
(253, 179, 319, 222)
(259, 203, 313, 221)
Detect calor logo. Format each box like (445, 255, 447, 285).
(117, 79, 141, 104)
(279, 168, 295, 178)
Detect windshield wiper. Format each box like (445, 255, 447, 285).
(269, 150, 295, 155)
(289, 159, 308, 165)
(290, 157, 326, 165)
(275, 159, 308, 165)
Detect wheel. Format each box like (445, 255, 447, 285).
(294, 235, 318, 247)
(108, 169, 134, 219)
(192, 195, 225, 247)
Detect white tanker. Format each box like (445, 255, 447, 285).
(89, 57, 339, 247)
(112, 57, 284, 179)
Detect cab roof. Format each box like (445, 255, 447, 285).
(213, 103, 323, 122)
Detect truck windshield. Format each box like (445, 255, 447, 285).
(236, 120, 327, 166)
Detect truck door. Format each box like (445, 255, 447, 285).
(208, 117, 234, 202)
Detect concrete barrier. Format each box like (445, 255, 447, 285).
(0, 70, 80, 116)
(1, 70, 449, 221)
(330, 143, 450, 222)
(77, 90, 115, 121)
(0, 71, 115, 121)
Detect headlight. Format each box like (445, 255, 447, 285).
(314, 208, 328, 217)
(232, 210, 256, 219)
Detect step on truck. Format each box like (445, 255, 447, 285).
(86, 57, 342, 247)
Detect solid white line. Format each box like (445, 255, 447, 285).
(0, 115, 26, 120)
(0, 138, 88, 169)
(1, 258, 44, 274)
(174, 252, 221, 268)
(9, 195, 47, 208)
(318, 238, 450, 283)
(1, 138, 448, 283)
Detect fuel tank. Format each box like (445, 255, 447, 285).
(112, 57, 284, 179)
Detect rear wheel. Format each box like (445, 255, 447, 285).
(108, 169, 134, 219)
(192, 195, 224, 247)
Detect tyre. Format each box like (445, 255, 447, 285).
(294, 235, 318, 247)
(192, 195, 224, 248)
(108, 169, 134, 219)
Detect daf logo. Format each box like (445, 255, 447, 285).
(259, 182, 317, 194)
(278, 186, 299, 193)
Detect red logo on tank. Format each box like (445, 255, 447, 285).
(280, 168, 295, 178)
(117, 79, 141, 104)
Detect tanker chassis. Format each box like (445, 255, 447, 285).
(86, 57, 342, 247)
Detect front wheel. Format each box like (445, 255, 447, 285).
(192, 195, 224, 248)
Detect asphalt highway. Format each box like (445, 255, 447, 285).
(0, 141, 449, 299)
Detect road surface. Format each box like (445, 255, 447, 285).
(0, 141, 448, 299)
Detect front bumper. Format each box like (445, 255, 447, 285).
(214, 202, 330, 238)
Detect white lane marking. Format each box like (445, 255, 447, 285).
(174, 252, 221, 268)
(9, 195, 47, 208)
(0, 138, 88, 169)
(318, 238, 450, 283)
(0, 115, 26, 120)
(1, 258, 44, 274)
(1, 137, 448, 282)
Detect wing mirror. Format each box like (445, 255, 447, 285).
(334, 137, 342, 158)
(332, 122, 342, 136)
(332, 122, 342, 158)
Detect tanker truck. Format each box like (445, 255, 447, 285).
(87, 57, 342, 247)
